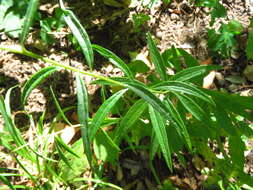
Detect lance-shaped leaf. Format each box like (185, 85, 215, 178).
(76, 74, 93, 168)
(147, 32, 167, 80)
(59, 0, 93, 69)
(92, 44, 134, 79)
(170, 65, 221, 82)
(155, 81, 215, 105)
(113, 99, 148, 144)
(164, 99, 191, 149)
(20, 0, 39, 46)
(123, 81, 170, 117)
(50, 87, 72, 126)
(21, 66, 59, 105)
(175, 93, 211, 124)
(90, 89, 127, 141)
(149, 105, 172, 170)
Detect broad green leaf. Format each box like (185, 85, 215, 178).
(89, 89, 127, 141)
(59, 139, 89, 182)
(20, 0, 39, 45)
(76, 74, 93, 169)
(94, 129, 120, 163)
(21, 66, 58, 105)
(164, 99, 191, 149)
(50, 86, 72, 126)
(170, 65, 221, 82)
(92, 44, 134, 79)
(113, 99, 148, 144)
(149, 105, 172, 170)
(0, 0, 14, 30)
(59, 0, 93, 69)
(147, 32, 167, 80)
(155, 81, 215, 105)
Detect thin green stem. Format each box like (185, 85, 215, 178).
(0, 45, 125, 87)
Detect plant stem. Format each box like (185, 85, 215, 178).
(0, 45, 125, 87)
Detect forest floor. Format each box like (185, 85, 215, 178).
(1, 0, 253, 189)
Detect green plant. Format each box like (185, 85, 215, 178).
(1, 0, 253, 189)
(208, 20, 243, 58)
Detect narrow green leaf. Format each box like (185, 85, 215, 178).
(214, 104, 237, 136)
(89, 89, 127, 141)
(176, 93, 211, 123)
(147, 32, 167, 80)
(55, 143, 73, 170)
(20, 0, 39, 45)
(204, 89, 253, 120)
(155, 81, 215, 105)
(164, 99, 191, 149)
(149, 105, 172, 170)
(60, 0, 93, 69)
(123, 81, 170, 117)
(0, 96, 31, 159)
(4, 85, 18, 116)
(170, 65, 221, 82)
(178, 48, 198, 67)
(21, 66, 58, 105)
(76, 74, 93, 169)
(55, 136, 79, 158)
(113, 99, 148, 144)
(246, 29, 253, 60)
(229, 135, 245, 170)
(0, 176, 15, 190)
(92, 44, 134, 79)
(50, 86, 72, 126)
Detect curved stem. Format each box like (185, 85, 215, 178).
(0, 45, 125, 87)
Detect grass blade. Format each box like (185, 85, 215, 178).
(55, 143, 73, 170)
(60, 0, 93, 69)
(170, 65, 221, 82)
(76, 74, 93, 169)
(0, 176, 15, 190)
(50, 86, 72, 125)
(113, 99, 147, 144)
(149, 105, 172, 170)
(0, 96, 32, 159)
(55, 136, 79, 158)
(89, 89, 127, 141)
(20, 0, 39, 46)
(92, 44, 134, 79)
(21, 66, 58, 105)
(147, 32, 167, 80)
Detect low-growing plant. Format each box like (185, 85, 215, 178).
(1, 0, 253, 189)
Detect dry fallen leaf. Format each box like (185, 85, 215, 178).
(200, 57, 212, 65)
(203, 71, 216, 89)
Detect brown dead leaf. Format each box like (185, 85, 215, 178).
(200, 57, 212, 65)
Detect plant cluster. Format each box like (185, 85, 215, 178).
(0, 0, 253, 189)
